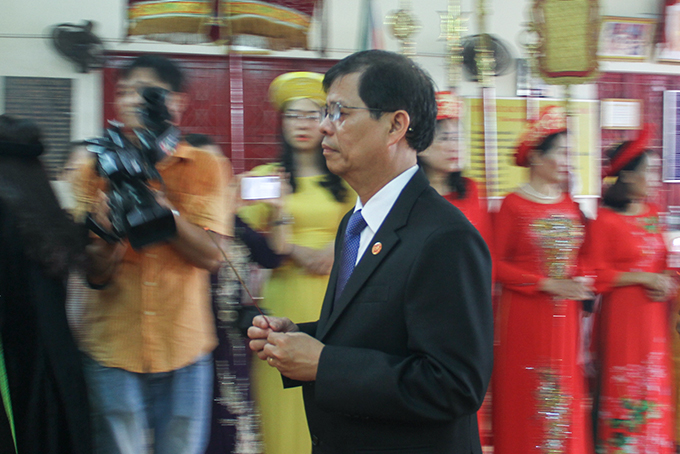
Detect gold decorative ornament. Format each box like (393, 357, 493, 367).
(531, 0, 600, 85)
(438, 0, 466, 89)
(385, 5, 421, 56)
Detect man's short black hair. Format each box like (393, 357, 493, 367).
(323, 50, 437, 152)
(184, 133, 215, 148)
(120, 54, 185, 93)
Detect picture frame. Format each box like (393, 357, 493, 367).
(663, 91, 680, 182)
(598, 16, 655, 61)
(600, 98, 642, 130)
(658, 4, 680, 63)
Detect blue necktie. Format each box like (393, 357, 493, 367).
(335, 209, 367, 301)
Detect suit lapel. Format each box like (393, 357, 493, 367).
(316, 169, 430, 341)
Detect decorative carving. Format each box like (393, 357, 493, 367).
(438, 0, 466, 89)
(531, 0, 600, 85)
(385, 4, 420, 56)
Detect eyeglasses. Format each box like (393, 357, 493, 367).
(283, 111, 323, 122)
(320, 102, 385, 123)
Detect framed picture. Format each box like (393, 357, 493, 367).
(658, 4, 680, 63)
(663, 91, 680, 182)
(598, 16, 655, 61)
(600, 98, 642, 130)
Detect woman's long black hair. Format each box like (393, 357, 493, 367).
(279, 137, 348, 203)
(417, 120, 468, 199)
(0, 115, 87, 278)
(602, 142, 649, 212)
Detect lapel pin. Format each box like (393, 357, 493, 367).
(371, 242, 382, 255)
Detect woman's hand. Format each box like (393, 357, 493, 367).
(266, 170, 292, 213)
(539, 278, 594, 301)
(642, 273, 677, 301)
(291, 244, 334, 275)
(233, 169, 291, 211)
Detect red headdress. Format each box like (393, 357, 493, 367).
(514, 105, 567, 167)
(602, 124, 653, 178)
(435, 91, 462, 120)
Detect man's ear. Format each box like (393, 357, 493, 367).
(387, 110, 410, 147)
(168, 92, 189, 125)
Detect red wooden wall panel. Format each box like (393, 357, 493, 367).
(102, 53, 336, 173)
(103, 57, 680, 212)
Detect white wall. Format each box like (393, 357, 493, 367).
(0, 0, 676, 141)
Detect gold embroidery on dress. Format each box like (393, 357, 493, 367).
(535, 367, 574, 454)
(531, 214, 584, 280)
(529, 213, 584, 453)
(214, 238, 264, 454)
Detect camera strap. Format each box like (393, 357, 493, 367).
(85, 213, 120, 244)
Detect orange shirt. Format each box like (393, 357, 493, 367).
(72, 142, 232, 373)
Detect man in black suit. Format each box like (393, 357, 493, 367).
(249, 50, 493, 454)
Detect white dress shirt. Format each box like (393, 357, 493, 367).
(351, 165, 419, 265)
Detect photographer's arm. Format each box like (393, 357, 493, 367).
(159, 150, 233, 273)
(167, 212, 224, 273)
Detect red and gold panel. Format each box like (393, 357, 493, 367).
(127, 0, 216, 40)
(127, 0, 319, 48)
(219, 0, 318, 49)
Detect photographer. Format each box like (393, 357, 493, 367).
(72, 55, 232, 454)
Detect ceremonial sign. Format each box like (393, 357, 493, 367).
(532, 0, 600, 84)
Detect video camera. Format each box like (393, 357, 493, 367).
(85, 86, 180, 250)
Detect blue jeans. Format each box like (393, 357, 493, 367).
(82, 353, 213, 454)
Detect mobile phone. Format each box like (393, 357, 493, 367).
(241, 176, 281, 200)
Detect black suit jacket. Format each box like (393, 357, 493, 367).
(290, 169, 493, 454)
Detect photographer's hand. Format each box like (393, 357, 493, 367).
(86, 236, 127, 287)
(90, 190, 114, 231)
(84, 190, 127, 287)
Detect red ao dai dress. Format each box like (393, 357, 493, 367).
(493, 192, 593, 454)
(442, 178, 492, 249)
(588, 205, 674, 454)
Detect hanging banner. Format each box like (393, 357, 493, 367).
(127, 0, 319, 49)
(533, 0, 600, 84)
(127, 0, 216, 43)
(464, 98, 600, 198)
(219, 0, 318, 49)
